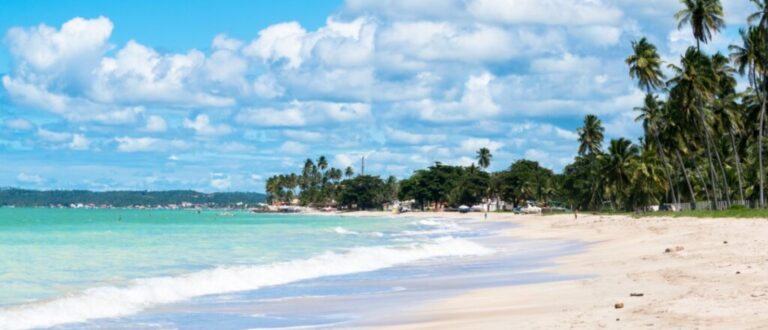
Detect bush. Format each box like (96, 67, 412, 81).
(729, 204, 746, 210)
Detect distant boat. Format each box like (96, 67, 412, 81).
(218, 212, 234, 217)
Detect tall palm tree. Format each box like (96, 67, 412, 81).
(675, 0, 726, 50)
(731, 26, 767, 206)
(626, 38, 666, 93)
(577, 115, 605, 156)
(635, 94, 678, 204)
(711, 52, 746, 201)
(668, 47, 723, 207)
(476, 148, 492, 169)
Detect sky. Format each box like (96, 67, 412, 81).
(0, 0, 757, 192)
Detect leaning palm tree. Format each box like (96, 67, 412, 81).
(577, 115, 605, 156)
(675, 0, 726, 50)
(476, 148, 492, 169)
(626, 38, 666, 93)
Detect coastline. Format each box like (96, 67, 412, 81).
(339, 211, 768, 329)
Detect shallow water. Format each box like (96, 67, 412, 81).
(0, 208, 583, 329)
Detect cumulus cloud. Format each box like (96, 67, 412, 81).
(144, 115, 167, 132)
(182, 114, 231, 136)
(414, 73, 500, 122)
(280, 141, 309, 155)
(69, 134, 90, 150)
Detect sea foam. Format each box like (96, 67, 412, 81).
(0, 237, 492, 330)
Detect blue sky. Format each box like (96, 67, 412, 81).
(0, 0, 756, 192)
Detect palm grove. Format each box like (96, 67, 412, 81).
(267, 0, 768, 212)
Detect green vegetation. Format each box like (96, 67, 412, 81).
(0, 188, 266, 207)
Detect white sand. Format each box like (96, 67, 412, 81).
(342, 211, 768, 329)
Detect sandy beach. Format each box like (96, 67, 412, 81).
(342, 211, 768, 329)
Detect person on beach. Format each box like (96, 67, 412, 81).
(573, 207, 578, 220)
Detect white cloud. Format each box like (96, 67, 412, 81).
(467, 0, 623, 26)
(182, 114, 231, 136)
(415, 73, 500, 122)
(144, 115, 167, 132)
(244, 22, 307, 68)
(17, 173, 44, 184)
(283, 130, 324, 142)
(5, 118, 33, 130)
(69, 134, 90, 150)
(459, 137, 503, 154)
(530, 53, 601, 74)
(280, 141, 308, 155)
(115, 136, 188, 152)
(236, 107, 307, 127)
(384, 126, 446, 145)
(210, 173, 232, 190)
(37, 128, 71, 142)
(5, 16, 112, 71)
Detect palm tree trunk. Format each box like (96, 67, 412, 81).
(698, 110, 721, 210)
(653, 132, 677, 205)
(707, 129, 732, 206)
(675, 150, 697, 207)
(691, 156, 712, 204)
(729, 129, 746, 203)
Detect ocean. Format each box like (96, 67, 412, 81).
(0, 208, 583, 329)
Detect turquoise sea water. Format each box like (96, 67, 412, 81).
(0, 208, 582, 329)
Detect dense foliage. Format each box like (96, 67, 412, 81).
(0, 188, 266, 207)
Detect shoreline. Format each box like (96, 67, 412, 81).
(342, 211, 768, 329)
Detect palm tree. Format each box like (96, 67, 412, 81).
(626, 38, 666, 93)
(748, 0, 768, 29)
(476, 148, 492, 169)
(711, 52, 746, 202)
(577, 115, 605, 156)
(317, 156, 328, 171)
(635, 94, 678, 204)
(731, 26, 767, 206)
(605, 138, 640, 209)
(345, 166, 355, 178)
(668, 47, 724, 208)
(675, 0, 725, 50)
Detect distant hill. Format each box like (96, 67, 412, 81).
(0, 188, 266, 208)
